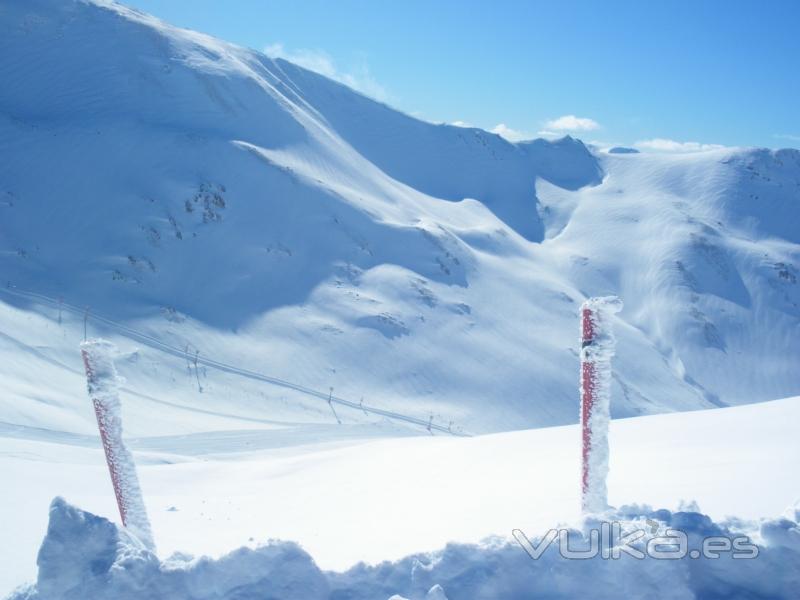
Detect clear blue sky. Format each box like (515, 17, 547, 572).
(128, 0, 799, 150)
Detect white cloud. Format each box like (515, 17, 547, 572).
(264, 43, 388, 101)
(634, 138, 726, 153)
(543, 115, 600, 131)
(491, 123, 531, 142)
(450, 120, 474, 128)
(773, 133, 800, 142)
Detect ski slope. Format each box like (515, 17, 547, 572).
(2, 396, 799, 596)
(1, 0, 799, 439)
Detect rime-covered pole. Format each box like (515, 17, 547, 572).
(80, 339, 155, 551)
(580, 296, 622, 513)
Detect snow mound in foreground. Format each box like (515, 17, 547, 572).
(9, 498, 800, 600)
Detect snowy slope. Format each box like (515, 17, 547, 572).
(2, 1, 799, 597)
(1, 0, 798, 438)
(2, 396, 799, 596)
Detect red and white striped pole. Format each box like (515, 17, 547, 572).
(580, 305, 597, 507)
(580, 296, 622, 514)
(81, 339, 155, 551)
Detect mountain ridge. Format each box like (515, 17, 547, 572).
(0, 0, 798, 436)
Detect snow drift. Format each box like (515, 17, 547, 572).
(8, 498, 800, 600)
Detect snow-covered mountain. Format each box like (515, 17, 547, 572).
(1, 0, 799, 439)
(3, 2, 800, 598)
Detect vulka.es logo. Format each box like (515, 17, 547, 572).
(512, 522, 759, 560)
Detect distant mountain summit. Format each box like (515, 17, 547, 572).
(608, 146, 640, 154)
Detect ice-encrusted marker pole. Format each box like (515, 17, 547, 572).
(580, 296, 623, 514)
(80, 339, 155, 551)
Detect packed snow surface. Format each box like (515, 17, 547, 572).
(2, 396, 799, 596)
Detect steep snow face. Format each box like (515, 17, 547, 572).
(271, 60, 602, 240)
(0, 0, 799, 438)
(540, 149, 800, 408)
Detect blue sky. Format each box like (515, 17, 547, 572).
(129, 0, 800, 150)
